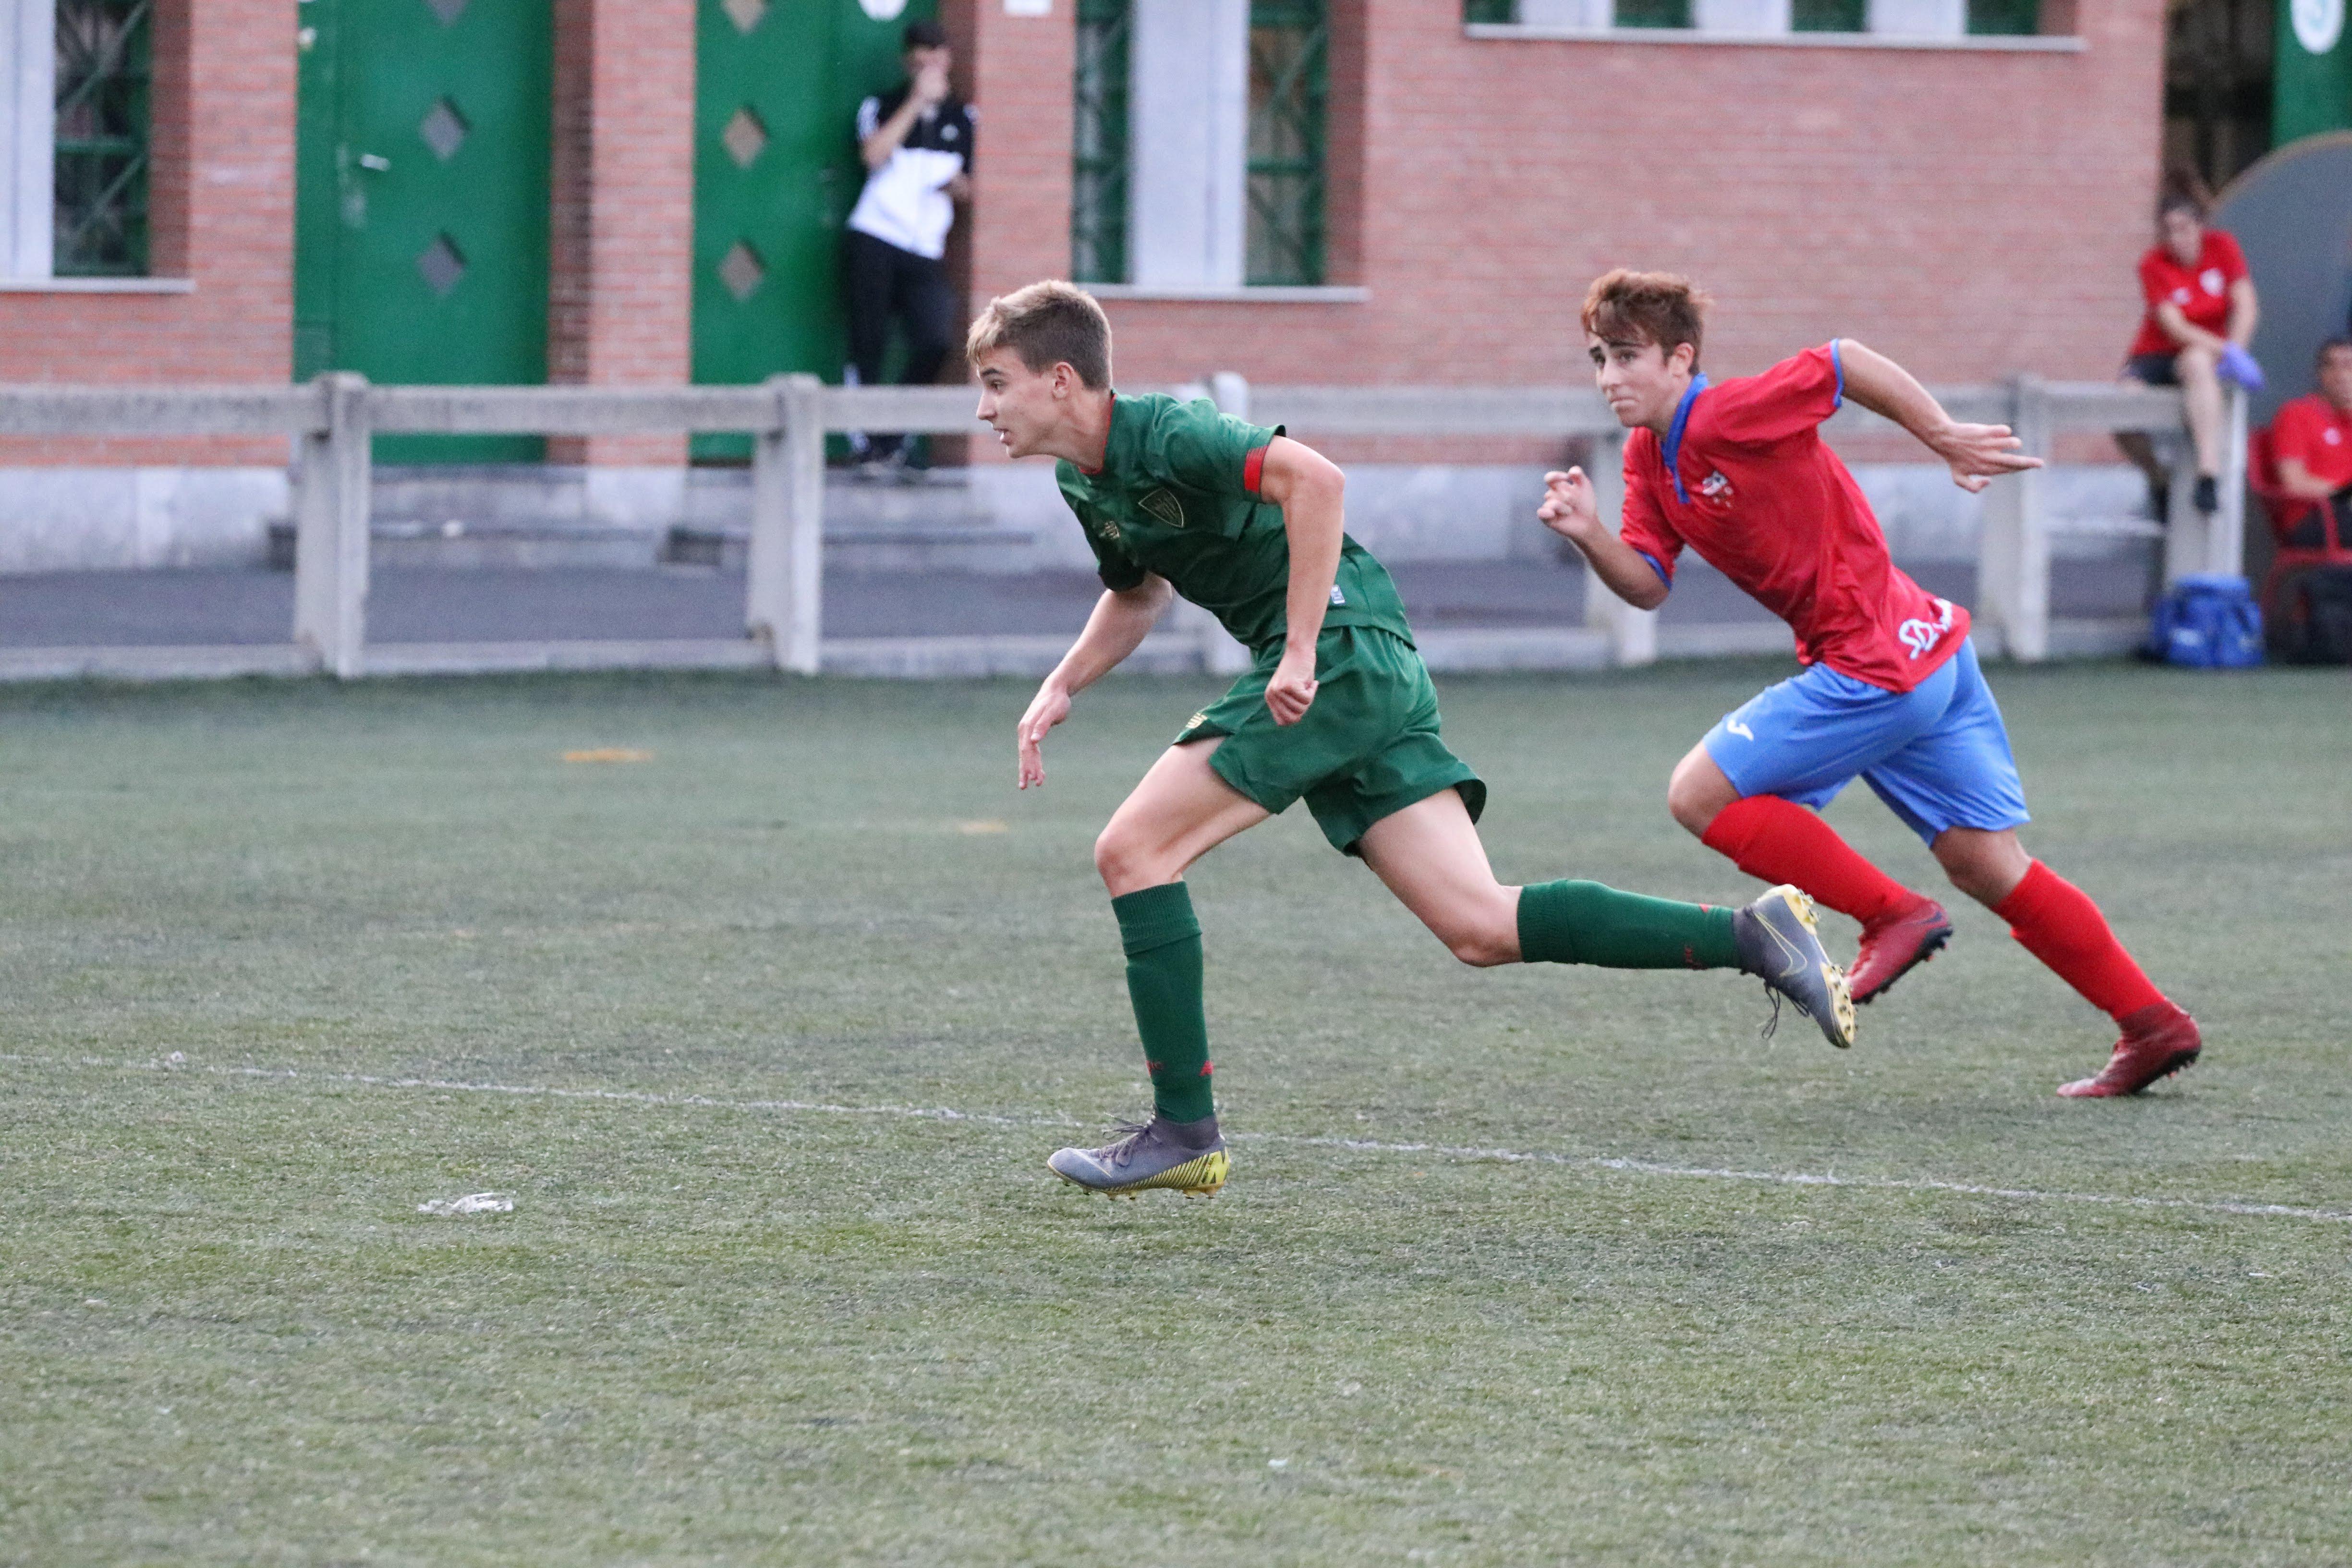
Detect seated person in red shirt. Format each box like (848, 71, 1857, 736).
(2267, 336, 2352, 548)
(1538, 269, 2204, 1099)
(2116, 168, 2260, 517)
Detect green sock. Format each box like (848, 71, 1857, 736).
(1111, 882, 1215, 1123)
(1516, 879, 1739, 970)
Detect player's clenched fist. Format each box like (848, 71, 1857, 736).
(1264, 645, 1319, 726)
(1537, 467, 1602, 543)
(1016, 680, 1072, 789)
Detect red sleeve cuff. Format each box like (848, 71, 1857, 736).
(1243, 441, 1269, 496)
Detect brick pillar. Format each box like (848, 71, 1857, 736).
(938, 0, 1073, 463)
(547, 0, 696, 465)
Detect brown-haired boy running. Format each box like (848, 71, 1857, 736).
(1540, 269, 2201, 1098)
(969, 280, 1855, 1198)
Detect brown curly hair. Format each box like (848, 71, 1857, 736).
(1580, 269, 1711, 369)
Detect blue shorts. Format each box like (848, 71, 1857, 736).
(1702, 638, 2030, 845)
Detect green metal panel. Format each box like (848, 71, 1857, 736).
(1611, 0, 1694, 27)
(1965, 0, 2038, 35)
(2275, 0, 2352, 143)
(294, 0, 552, 463)
(1792, 0, 1866, 31)
(691, 0, 933, 460)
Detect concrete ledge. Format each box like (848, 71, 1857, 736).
(1082, 285, 1371, 304)
(0, 644, 318, 682)
(1971, 617, 2148, 661)
(2043, 617, 2149, 658)
(0, 276, 197, 293)
(360, 639, 774, 677)
(818, 632, 1207, 679)
(1656, 622, 1794, 658)
(1416, 626, 1612, 672)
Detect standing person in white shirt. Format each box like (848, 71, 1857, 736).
(844, 20, 975, 474)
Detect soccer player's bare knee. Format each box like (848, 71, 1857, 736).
(1420, 897, 1515, 968)
(1933, 828, 2029, 906)
(1093, 823, 1174, 894)
(1446, 926, 1517, 968)
(1357, 796, 1520, 966)
(1667, 750, 1733, 837)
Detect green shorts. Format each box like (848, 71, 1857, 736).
(1174, 625, 1486, 854)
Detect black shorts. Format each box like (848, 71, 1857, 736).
(2122, 352, 2180, 387)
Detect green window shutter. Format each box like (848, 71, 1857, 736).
(1793, 0, 1867, 30)
(54, 0, 153, 277)
(1462, 0, 1516, 21)
(1072, 0, 1131, 284)
(1247, 0, 1326, 285)
(1966, 0, 2039, 33)
(1613, 0, 1695, 26)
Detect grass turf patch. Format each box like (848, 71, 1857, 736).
(2, 662, 2349, 1564)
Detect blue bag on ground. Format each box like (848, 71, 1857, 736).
(2148, 573, 2263, 668)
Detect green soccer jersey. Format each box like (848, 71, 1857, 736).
(1055, 392, 1415, 652)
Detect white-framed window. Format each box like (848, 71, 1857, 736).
(0, 0, 155, 281)
(1073, 0, 1360, 300)
(1471, 0, 2059, 43)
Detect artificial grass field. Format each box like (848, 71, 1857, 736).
(2, 660, 2348, 1566)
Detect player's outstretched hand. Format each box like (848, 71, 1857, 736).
(1265, 644, 1319, 727)
(1016, 680, 1072, 789)
(1537, 468, 1601, 541)
(1927, 421, 2044, 494)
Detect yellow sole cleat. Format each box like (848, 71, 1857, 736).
(1737, 884, 1857, 1050)
(1047, 1144, 1230, 1199)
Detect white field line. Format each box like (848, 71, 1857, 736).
(10, 1052, 2351, 1226)
(1260, 1134, 2352, 1225)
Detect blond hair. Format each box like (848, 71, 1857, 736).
(965, 280, 1113, 389)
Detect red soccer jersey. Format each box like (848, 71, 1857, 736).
(1618, 343, 1969, 693)
(2127, 230, 2248, 359)
(2268, 393, 2352, 494)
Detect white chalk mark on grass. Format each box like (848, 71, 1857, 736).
(419, 1191, 513, 1216)
(10, 1052, 2351, 1226)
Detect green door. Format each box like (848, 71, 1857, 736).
(691, 0, 932, 458)
(2276, 0, 2352, 144)
(295, 0, 552, 463)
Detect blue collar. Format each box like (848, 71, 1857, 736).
(1661, 373, 1708, 504)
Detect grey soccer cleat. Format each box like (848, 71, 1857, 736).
(1733, 884, 1857, 1049)
(1047, 1116, 1230, 1199)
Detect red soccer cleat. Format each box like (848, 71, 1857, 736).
(2057, 1001, 2203, 1098)
(1846, 898, 1953, 1004)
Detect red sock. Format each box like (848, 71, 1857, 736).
(1992, 861, 2166, 1022)
(1700, 795, 1924, 925)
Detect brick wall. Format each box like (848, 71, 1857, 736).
(547, 0, 696, 465)
(1073, 0, 2164, 463)
(0, 0, 2168, 474)
(0, 0, 293, 464)
(939, 0, 1075, 466)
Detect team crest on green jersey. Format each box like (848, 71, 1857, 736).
(1138, 488, 1188, 528)
(1098, 518, 1121, 542)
